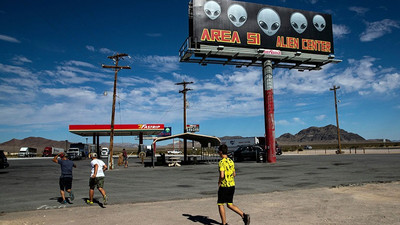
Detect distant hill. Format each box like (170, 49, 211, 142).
(0, 125, 371, 153)
(277, 124, 365, 144)
(0, 137, 69, 154)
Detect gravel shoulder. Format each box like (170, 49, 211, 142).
(2, 181, 399, 225)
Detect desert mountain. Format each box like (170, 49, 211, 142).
(277, 124, 365, 143)
(0, 137, 69, 153)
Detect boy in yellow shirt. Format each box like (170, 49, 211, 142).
(218, 144, 250, 225)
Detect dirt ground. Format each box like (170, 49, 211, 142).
(1, 181, 399, 225)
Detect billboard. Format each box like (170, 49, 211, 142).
(190, 0, 334, 55)
(186, 124, 200, 133)
(158, 127, 172, 137)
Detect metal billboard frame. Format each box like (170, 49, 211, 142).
(179, 37, 341, 71)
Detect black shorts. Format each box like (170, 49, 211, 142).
(59, 177, 73, 190)
(217, 186, 235, 205)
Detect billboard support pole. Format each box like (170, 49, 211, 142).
(262, 60, 276, 163)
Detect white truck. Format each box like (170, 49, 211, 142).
(66, 148, 81, 160)
(221, 137, 260, 152)
(18, 147, 37, 157)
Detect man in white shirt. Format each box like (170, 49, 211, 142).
(86, 153, 108, 205)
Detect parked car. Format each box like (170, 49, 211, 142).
(146, 149, 154, 157)
(304, 145, 313, 150)
(0, 150, 10, 169)
(276, 146, 282, 155)
(101, 147, 109, 157)
(233, 145, 266, 162)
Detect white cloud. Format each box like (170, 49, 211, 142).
(295, 103, 308, 107)
(0, 63, 32, 77)
(272, 56, 400, 97)
(137, 55, 180, 73)
(53, 69, 91, 84)
(274, 67, 332, 95)
(293, 117, 305, 124)
(0, 34, 20, 43)
(86, 45, 95, 52)
(172, 72, 195, 83)
(99, 48, 114, 54)
(333, 24, 351, 39)
(0, 84, 37, 102)
(0, 104, 36, 125)
(213, 68, 262, 97)
(276, 120, 290, 125)
(332, 57, 400, 95)
(42, 87, 97, 100)
(315, 114, 326, 121)
(360, 19, 400, 42)
(50, 61, 109, 85)
(307, 0, 318, 4)
(64, 60, 96, 69)
(348, 6, 369, 15)
(12, 55, 32, 65)
(85, 45, 115, 55)
(371, 73, 400, 93)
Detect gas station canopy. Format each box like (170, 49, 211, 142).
(153, 133, 221, 147)
(69, 124, 165, 137)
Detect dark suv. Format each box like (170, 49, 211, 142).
(0, 150, 10, 169)
(233, 145, 266, 162)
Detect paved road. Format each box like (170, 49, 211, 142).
(1, 154, 400, 214)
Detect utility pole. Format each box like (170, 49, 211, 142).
(102, 53, 131, 170)
(330, 85, 342, 154)
(176, 80, 193, 162)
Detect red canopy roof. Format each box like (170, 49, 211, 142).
(69, 124, 164, 137)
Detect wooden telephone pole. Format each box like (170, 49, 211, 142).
(330, 85, 342, 154)
(102, 53, 131, 169)
(175, 80, 193, 162)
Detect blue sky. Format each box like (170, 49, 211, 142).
(0, 0, 399, 145)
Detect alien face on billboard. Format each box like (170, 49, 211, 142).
(313, 15, 326, 32)
(227, 4, 247, 27)
(257, 8, 281, 36)
(290, 12, 307, 34)
(204, 1, 221, 20)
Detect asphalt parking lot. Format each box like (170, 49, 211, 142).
(1, 154, 400, 215)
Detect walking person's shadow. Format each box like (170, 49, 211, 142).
(182, 214, 220, 225)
